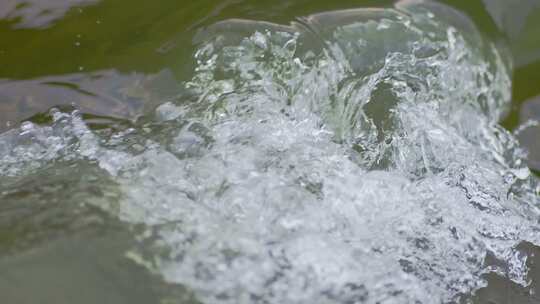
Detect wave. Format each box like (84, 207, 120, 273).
(0, 1, 538, 303)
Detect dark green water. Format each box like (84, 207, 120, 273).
(0, 1, 539, 303)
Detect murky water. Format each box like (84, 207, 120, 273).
(0, 1, 539, 304)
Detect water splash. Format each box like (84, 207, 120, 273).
(0, 1, 539, 303)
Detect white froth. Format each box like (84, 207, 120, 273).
(0, 2, 538, 304)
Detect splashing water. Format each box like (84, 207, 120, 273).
(1, 1, 539, 303)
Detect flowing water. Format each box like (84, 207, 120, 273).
(0, 1, 539, 304)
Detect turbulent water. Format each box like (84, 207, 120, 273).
(1, 1, 539, 303)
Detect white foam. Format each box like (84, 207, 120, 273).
(0, 2, 538, 303)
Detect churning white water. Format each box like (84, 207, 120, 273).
(1, 1, 539, 303)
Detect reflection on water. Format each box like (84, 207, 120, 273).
(0, 0, 99, 29)
(482, 0, 540, 67)
(517, 96, 540, 171)
(0, 69, 180, 132)
(0, 0, 539, 304)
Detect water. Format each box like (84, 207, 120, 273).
(1, 1, 539, 303)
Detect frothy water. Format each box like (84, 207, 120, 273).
(1, 1, 539, 303)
